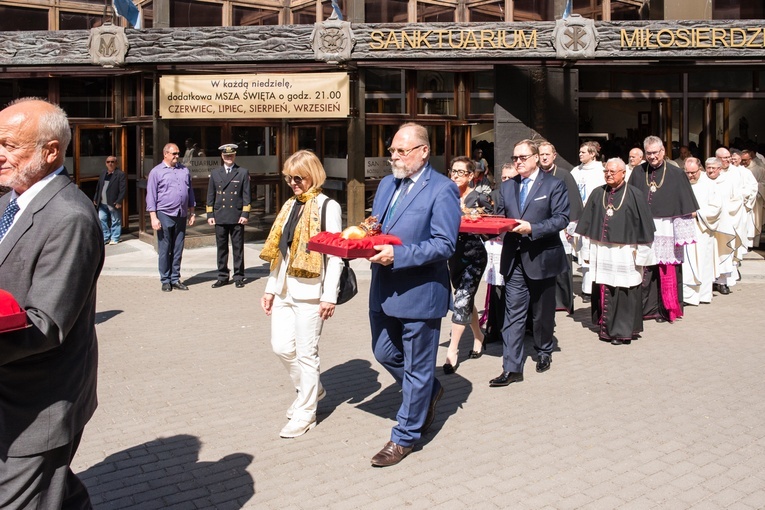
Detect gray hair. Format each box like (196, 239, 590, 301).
(605, 157, 627, 172)
(9, 97, 71, 155)
(643, 135, 664, 150)
(705, 157, 722, 167)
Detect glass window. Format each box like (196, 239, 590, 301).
(230, 126, 279, 174)
(233, 6, 279, 25)
(60, 78, 113, 118)
(0, 6, 48, 31)
(171, 0, 222, 27)
(468, 1, 505, 22)
(292, 2, 316, 24)
(469, 72, 494, 115)
(0, 79, 48, 107)
(79, 128, 116, 179)
(142, 1, 153, 28)
(579, 69, 681, 93)
(417, 71, 455, 116)
(573, 0, 602, 20)
(124, 75, 139, 118)
(610, 1, 643, 20)
(143, 75, 154, 117)
(688, 70, 753, 93)
(169, 126, 221, 178)
(417, 1, 456, 22)
(365, 0, 408, 22)
(513, 0, 553, 21)
(715, 0, 764, 19)
(59, 11, 104, 30)
(365, 69, 405, 114)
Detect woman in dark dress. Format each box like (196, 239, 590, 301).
(442, 156, 492, 374)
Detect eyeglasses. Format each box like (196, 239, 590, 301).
(284, 175, 304, 185)
(603, 169, 624, 174)
(511, 154, 535, 163)
(106, 160, 117, 164)
(449, 169, 470, 177)
(388, 145, 424, 157)
(167, 152, 180, 156)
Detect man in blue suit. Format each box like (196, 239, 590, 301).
(368, 123, 461, 467)
(492, 139, 570, 387)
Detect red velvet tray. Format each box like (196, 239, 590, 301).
(0, 289, 28, 333)
(308, 232, 403, 259)
(459, 216, 519, 234)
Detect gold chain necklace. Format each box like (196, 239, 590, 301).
(645, 162, 666, 192)
(603, 183, 627, 217)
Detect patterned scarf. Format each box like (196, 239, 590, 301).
(259, 187, 323, 278)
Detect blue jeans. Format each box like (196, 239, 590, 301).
(98, 204, 121, 243)
(156, 212, 187, 284)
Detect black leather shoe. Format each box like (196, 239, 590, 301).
(171, 282, 189, 291)
(422, 385, 444, 434)
(161, 283, 172, 292)
(371, 441, 413, 467)
(536, 355, 551, 373)
(581, 293, 591, 303)
(235, 280, 245, 288)
(489, 371, 523, 387)
(611, 339, 624, 345)
(211, 279, 230, 288)
(719, 284, 731, 295)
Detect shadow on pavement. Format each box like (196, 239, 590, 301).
(95, 310, 122, 325)
(319, 359, 382, 422)
(79, 434, 254, 509)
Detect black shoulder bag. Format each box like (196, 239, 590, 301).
(320, 198, 358, 305)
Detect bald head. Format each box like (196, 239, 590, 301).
(0, 98, 70, 193)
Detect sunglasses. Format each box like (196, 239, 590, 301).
(167, 151, 181, 156)
(106, 160, 117, 163)
(511, 154, 535, 163)
(284, 175, 305, 185)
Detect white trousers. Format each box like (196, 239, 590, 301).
(270, 292, 324, 422)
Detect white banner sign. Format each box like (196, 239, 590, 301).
(159, 73, 350, 119)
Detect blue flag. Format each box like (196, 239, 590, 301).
(331, 0, 344, 20)
(113, 0, 141, 28)
(562, 0, 572, 19)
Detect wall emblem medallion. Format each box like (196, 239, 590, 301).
(88, 23, 129, 67)
(553, 14, 598, 59)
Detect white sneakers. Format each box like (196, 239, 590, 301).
(279, 418, 316, 438)
(286, 386, 326, 420)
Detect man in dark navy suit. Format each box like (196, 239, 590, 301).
(206, 143, 251, 288)
(492, 139, 570, 387)
(367, 123, 461, 467)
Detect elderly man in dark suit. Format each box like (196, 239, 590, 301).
(492, 139, 570, 387)
(0, 98, 104, 508)
(206, 143, 251, 288)
(368, 122, 461, 467)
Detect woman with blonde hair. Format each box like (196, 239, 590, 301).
(260, 150, 343, 438)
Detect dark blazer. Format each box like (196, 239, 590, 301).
(0, 171, 104, 457)
(205, 164, 251, 224)
(93, 168, 127, 208)
(369, 163, 461, 320)
(496, 170, 570, 280)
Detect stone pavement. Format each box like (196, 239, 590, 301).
(74, 240, 765, 509)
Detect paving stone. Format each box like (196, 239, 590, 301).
(63, 242, 765, 509)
